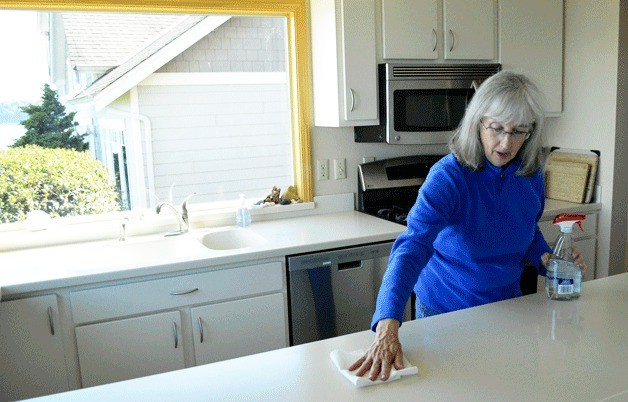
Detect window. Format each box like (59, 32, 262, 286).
(0, 1, 311, 227)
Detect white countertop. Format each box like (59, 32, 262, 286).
(0, 211, 405, 300)
(0, 198, 601, 301)
(29, 273, 628, 402)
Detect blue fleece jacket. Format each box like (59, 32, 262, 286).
(371, 153, 551, 329)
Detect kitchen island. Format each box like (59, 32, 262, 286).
(29, 273, 627, 402)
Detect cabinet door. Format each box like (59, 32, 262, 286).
(499, 0, 563, 114)
(443, 0, 495, 60)
(192, 293, 287, 365)
(575, 237, 596, 282)
(0, 295, 69, 401)
(341, 0, 378, 121)
(382, 0, 438, 60)
(75, 311, 185, 387)
(311, 0, 378, 126)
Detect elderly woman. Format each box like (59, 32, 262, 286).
(350, 71, 585, 381)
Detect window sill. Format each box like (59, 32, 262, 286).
(0, 201, 316, 253)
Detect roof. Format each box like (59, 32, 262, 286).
(62, 13, 231, 110)
(61, 12, 185, 72)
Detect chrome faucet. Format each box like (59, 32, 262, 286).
(119, 217, 130, 241)
(156, 193, 196, 236)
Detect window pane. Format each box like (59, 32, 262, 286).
(0, 10, 295, 224)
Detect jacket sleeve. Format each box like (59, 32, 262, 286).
(371, 160, 460, 330)
(524, 170, 552, 276)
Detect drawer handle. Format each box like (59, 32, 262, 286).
(172, 322, 178, 349)
(431, 28, 437, 52)
(198, 317, 204, 343)
(169, 288, 199, 296)
(47, 306, 55, 335)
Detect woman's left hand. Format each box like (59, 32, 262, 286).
(541, 248, 587, 275)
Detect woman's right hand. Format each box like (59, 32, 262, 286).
(348, 318, 404, 381)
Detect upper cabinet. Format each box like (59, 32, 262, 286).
(311, 0, 379, 127)
(443, 0, 495, 60)
(382, 0, 496, 61)
(498, 0, 564, 114)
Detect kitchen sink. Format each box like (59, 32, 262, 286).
(200, 228, 267, 250)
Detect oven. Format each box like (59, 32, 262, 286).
(357, 155, 443, 224)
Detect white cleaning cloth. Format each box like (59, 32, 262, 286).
(329, 349, 418, 388)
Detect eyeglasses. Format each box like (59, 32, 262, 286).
(480, 119, 532, 141)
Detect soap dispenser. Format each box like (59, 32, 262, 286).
(236, 194, 251, 227)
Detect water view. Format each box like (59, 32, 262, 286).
(0, 124, 25, 150)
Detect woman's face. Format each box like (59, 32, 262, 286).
(479, 117, 532, 167)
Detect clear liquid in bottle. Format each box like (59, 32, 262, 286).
(546, 258, 581, 300)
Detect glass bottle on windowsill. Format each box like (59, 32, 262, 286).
(236, 194, 251, 228)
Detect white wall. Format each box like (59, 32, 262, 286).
(543, 0, 625, 277)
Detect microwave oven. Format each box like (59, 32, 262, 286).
(354, 63, 501, 145)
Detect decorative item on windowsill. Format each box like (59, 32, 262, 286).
(254, 185, 301, 208)
(544, 147, 600, 204)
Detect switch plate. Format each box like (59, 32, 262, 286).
(333, 158, 346, 179)
(316, 159, 329, 180)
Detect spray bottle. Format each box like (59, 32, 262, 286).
(545, 213, 586, 300)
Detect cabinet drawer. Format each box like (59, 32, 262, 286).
(538, 213, 597, 244)
(71, 261, 283, 324)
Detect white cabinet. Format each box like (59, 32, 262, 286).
(381, 0, 495, 61)
(70, 261, 287, 388)
(443, 0, 495, 60)
(75, 311, 185, 387)
(0, 295, 69, 401)
(499, 0, 563, 114)
(192, 293, 286, 365)
(382, 0, 438, 60)
(311, 0, 379, 126)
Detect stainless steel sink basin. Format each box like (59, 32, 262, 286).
(200, 228, 267, 250)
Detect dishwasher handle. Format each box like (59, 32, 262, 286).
(338, 260, 363, 270)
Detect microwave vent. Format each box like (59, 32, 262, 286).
(390, 64, 501, 80)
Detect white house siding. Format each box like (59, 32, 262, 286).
(156, 16, 286, 73)
(137, 76, 292, 205)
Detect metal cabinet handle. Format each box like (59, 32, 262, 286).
(349, 88, 356, 112)
(198, 317, 204, 343)
(169, 288, 199, 296)
(449, 29, 455, 52)
(47, 306, 55, 335)
(432, 28, 437, 52)
(172, 322, 178, 349)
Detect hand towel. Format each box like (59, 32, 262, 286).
(329, 349, 418, 388)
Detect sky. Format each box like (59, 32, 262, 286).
(0, 10, 49, 103)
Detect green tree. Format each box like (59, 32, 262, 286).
(12, 84, 88, 151)
(0, 145, 120, 223)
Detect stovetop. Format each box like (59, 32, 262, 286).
(357, 155, 443, 226)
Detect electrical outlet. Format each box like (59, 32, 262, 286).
(316, 159, 329, 180)
(333, 158, 346, 179)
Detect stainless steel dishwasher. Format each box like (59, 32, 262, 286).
(287, 241, 410, 346)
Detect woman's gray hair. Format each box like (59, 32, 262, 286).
(448, 70, 546, 176)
